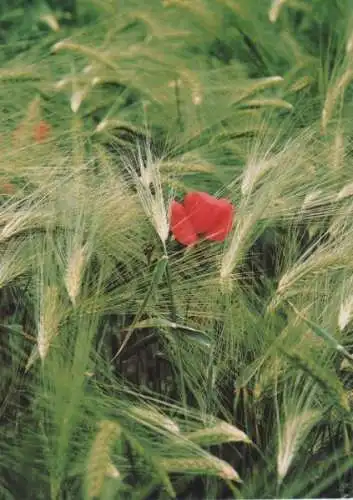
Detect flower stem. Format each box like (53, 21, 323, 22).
(164, 255, 187, 411)
(164, 258, 177, 323)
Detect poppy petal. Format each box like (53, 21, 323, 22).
(184, 192, 220, 234)
(184, 192, 234, 241)
(170, 200, 198, 246)
(1, 183, 16, 195)
(204, 199, 234, 241)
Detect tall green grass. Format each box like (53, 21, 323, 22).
(1, 0, 353, 498)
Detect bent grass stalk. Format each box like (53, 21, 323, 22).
(111, 255, 168, 360)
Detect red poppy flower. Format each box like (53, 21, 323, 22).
(170, 191, 234, 246)
(33, 120, 51, 143)
(1, 182, 16, 195)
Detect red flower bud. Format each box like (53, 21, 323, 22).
(34, 120, 51, 143)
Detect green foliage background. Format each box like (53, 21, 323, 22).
(1, 0, 353, 498)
